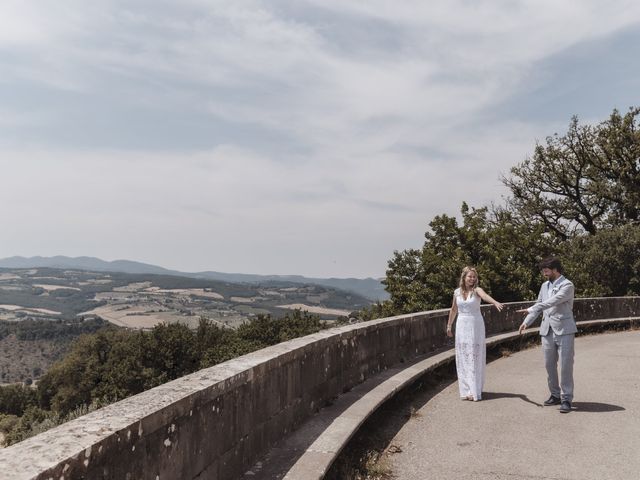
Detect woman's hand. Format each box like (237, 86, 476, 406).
(494, 302, 504, 311)
(446, 325, 453, 337)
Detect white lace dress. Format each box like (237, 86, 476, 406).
(454, 288, 486, 401)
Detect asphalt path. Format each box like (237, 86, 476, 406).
(387, 330, 640, 480)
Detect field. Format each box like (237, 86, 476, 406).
(0, 267, 371, 327)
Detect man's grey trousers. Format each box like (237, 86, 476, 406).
(542, 330, 575, 402)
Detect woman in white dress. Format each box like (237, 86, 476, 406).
(446, 266, 503, 401)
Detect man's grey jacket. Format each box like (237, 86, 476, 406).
(523, 275, 577, 336)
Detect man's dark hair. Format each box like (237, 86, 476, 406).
(538, 256, 563, 273)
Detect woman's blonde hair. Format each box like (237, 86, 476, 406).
(459, 266, 479, 295)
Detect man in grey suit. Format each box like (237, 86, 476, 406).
(518, 257, 577, 413)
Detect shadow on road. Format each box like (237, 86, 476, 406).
(482, 391, 543, 407)
(572, 401, 625, 412)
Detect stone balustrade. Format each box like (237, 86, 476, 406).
(0, 296, 638, 480)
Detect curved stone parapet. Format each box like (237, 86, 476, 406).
(0, 297, 638, 480)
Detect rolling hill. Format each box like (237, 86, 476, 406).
(0, 256, 388, 301)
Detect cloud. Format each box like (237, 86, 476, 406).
(1, 1, 639, 276)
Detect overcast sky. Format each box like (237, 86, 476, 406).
(1, 1, 639, 278)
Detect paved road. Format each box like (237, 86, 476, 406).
(387, 330, 640, 480)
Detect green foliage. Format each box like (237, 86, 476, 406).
(143, 323, 200, 386)
(36, 326, 166, 414)
(353, 302, 391, 322)
(236, 315, 283, 346)
(1, 402, 103, 446)
(91, 330, 152, 400)
(11, 318, 105, 341)
(0, 318, 104, 343)
(264, 309, 324, 342)
(0, 384, 37, 416)
(195, 319, 245, 366)
(0, 413, 19, 441)
(2, 406, 52, 445)
(198, 310, 325, 368)
(562, 224, 640, 297)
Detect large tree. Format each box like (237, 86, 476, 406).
(502, 107, 640, 239)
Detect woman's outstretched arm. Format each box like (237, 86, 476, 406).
(476, 287, 504, 311)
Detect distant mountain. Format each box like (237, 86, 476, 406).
(0, 256, 173, 275)
(0, 256, 389, 301)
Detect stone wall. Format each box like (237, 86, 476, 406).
(0, 297, 638, 480)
